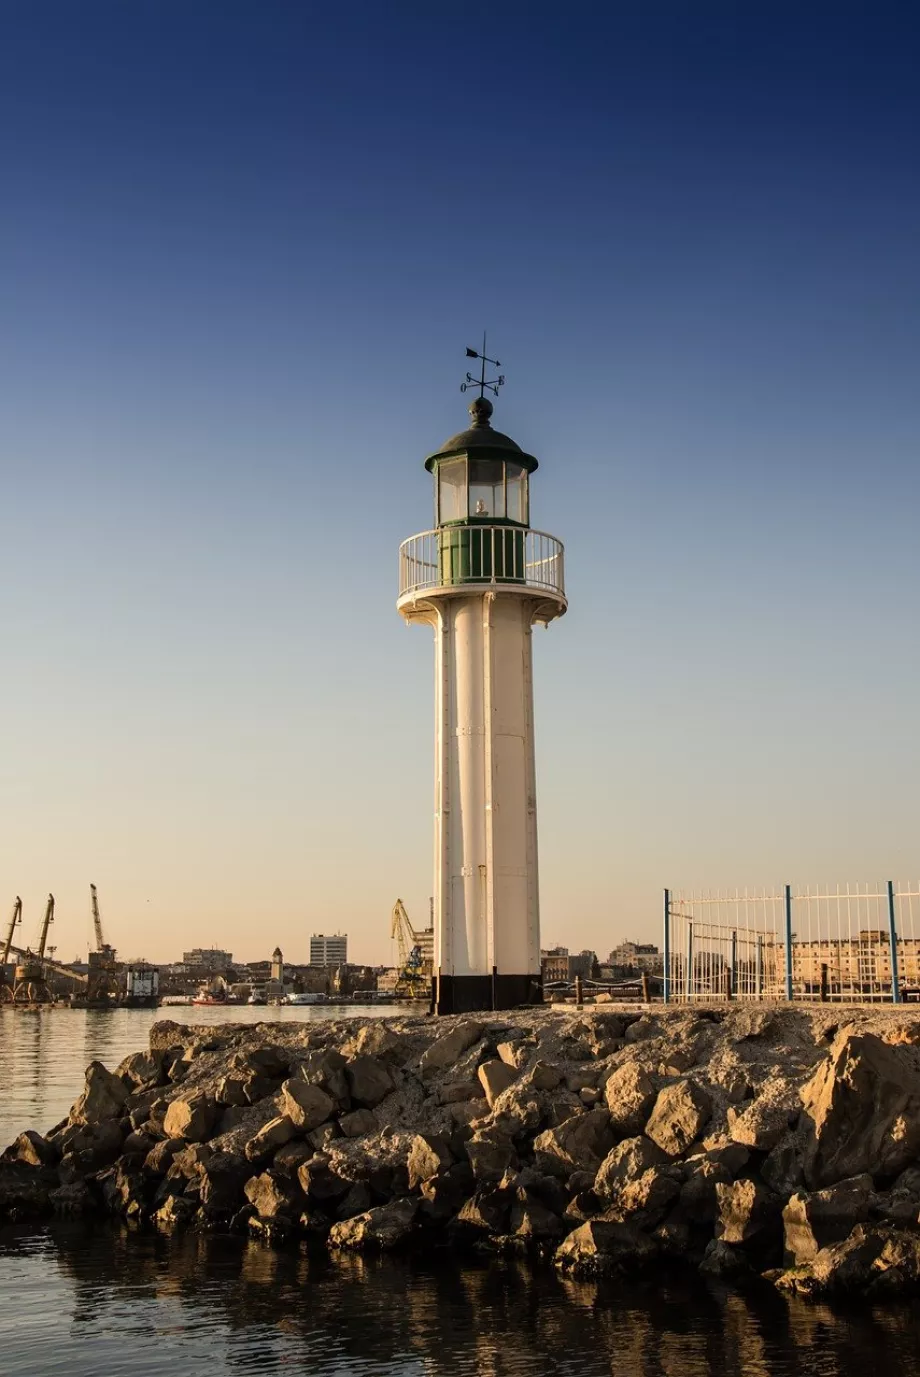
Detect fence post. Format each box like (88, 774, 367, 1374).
(662, 890, 671, 1005)
(887, 880, 901, 1005)
(686, 922, 694, 1002)
(756, 934, 763, 998)
(730, 929, 737, 999)
(784, 884, 794, 1001)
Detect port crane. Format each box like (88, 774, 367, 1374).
(87, 883, 118, 1002)
(390, 899, 429, 999)
(0, 898, 23, 1002)
(12, 894, 55, 1004)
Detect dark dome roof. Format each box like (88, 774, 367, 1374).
(425, 397, 538, 473)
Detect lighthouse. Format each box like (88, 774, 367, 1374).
(397, 349, 567, 1014)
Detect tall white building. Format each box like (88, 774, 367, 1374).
(397, 387, 566, 1013)
(310, 933, 347, 966)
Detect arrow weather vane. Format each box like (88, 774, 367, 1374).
(461, 333, 505, 398)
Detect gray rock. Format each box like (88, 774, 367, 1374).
(478, 1059, 517, 1106)
(604, 1063, 656, 1137)
(800, 1029, 920, 1188)
(728, 1081, 799, 1151)
(610, 1167, 681, 1228)
(245, 1116, 297, 1162)
(338, 1108, 377, 1138)
(555, 1218, 658, 1274)
(142, 1138, 184, 1177)
(594, 1136, 668, 1201)
(163, 1092, 218, 1143)
(497, 1041, 529, 1070)
(407, 1134, 453, 1189)
(436, 1081, 485, 1105)
(715, 1178, 778, 1245)
(419, 1022, 484, 1075)
(336, 1181, 373, 1219)
(272, 1140, 314, 1178)
(873, 1166, 920, 1226)
(244, 1170, 301, 1219)
(2, 1130, 58, 1168)
(345, 1056, 394, 1108)
(116, 1050, 164, 1089)
(783, 1174, 873, 1265)
(293, 1049, 350, 1105)
(529, 1061, 562, 1092)
(70, 1061, 128, 1126)
(645, 1080, 712, 1158)
(298, 1156, 350, 1202)
(281, 1079, 335, 1131)
(466, 1135, 517, 1184)
(533, 1109, 614, 1179)
(328, 1197, 417, 1250)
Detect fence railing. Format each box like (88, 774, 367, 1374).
(664, 883, 920, 1005)
(398, 526, 565, 601)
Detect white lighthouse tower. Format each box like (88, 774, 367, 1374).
(397, 351, 567, 1013)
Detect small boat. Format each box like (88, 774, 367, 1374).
(248, 991, 266, 1005)
(285, 992, 324, 1005)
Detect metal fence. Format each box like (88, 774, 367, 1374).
(398, 526, 565, 600)
(663, 883, 920, 1004)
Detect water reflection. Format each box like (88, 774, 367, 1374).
(1, 1222, 919, 1377)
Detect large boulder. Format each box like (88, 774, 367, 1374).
(281, 1079, 335, 1131)
(298, 1155, 351, 1203)
(419, 1021, 484, 1075)
(407, 1134, 453, 1190)
(611, 1167, 681, 1229)
(777, 1225, 920, 1298)
(244, 1170, 302, 1219)
(466, 1135, 517, 1185)
(533, 1110, 614, 1179)
(70, 1061, 128, 1126)
(604, 1063, 656, 1137)
(478, 1059, 517, 1107)
(116, 1050, 164, 1089)
(555, 1218, 658, 1275)
(728, 1080, 799, 1151)
(244, 1116, 297, 1162)
(328, 1198, 417, 1250)
(645, 1080, 711, 1158)
(782, 1174, 873, 1265)
(2, 1131, 58, 1169)
(338, 1108, 377, 1138)
(594, 1136, 668, 1202)
(163, 1092, 218, 1143)
(874, 1166, 920, 1226)
(714, 1179, 779, 1246)
(800, 1029, 920, 1188)
(345, 1056, 394, 1108)
(293, 1049, 350, 1105)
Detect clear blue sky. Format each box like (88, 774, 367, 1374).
(1, 2, 918, 964)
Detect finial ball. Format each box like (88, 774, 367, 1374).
(468, 396, 493, 427)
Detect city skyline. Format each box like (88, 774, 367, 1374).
(3, 4, 918, 967)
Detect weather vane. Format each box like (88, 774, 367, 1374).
(461, 333, 505, 398)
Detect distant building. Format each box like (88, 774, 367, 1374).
(541, 949, 595, 983)
(271, 947, 284, 983)
(181, 948, 233, 972)
(608, 941, 662, 973)
(310, 933, 347, 966)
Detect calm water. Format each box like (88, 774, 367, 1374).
(3, 1007, 920, 1377)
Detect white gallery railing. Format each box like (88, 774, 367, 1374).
(398, 526, 565, 600)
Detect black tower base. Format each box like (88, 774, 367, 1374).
(432, 972, 544, 1015)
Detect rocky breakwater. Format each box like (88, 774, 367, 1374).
(3, 1006, 920, 1298)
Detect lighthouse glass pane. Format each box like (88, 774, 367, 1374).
(469, 458, 505, 519)
(505, 463, 527, 524)
(437, 459, 466, 523)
